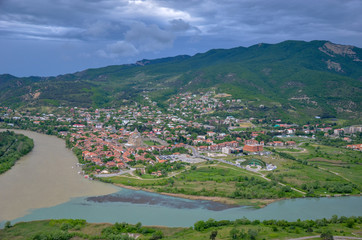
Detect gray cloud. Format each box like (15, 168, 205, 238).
(98, 41, 139, 58)
(1, 0, 362, 76)
(97, 21, 176, 58)
(169, 19, 201, 34)
(125, 22, 174, 52)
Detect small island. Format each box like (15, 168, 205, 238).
(0, 130, 34, 174)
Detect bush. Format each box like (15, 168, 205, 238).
(150, 230, 163, 240)
(4, 221, 11, 229)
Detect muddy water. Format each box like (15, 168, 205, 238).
(0, 130, 117, 221)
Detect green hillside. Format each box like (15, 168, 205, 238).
(0, 40, 361, 120)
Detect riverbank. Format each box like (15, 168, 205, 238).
(112, 181, 361, 208)
(0, 130, 117, 222)
(1, 216, 361, 240)
(0, 130, 34, 174)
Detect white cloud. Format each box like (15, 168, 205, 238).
(1, 0, 362, 76)
(125, 0, 195, 22)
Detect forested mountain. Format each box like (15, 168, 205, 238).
(1, 40, 361, 120)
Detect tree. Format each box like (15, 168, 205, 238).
(346, 218, 355, 228)
(230, 228, 239, 239)
(150, 230, 163, 240)
(194, 220, 205, 231)
(210, 230, 218, 240)
(248, 229, 258, 240)
(320, 230, 333, 240)
(4, 221, 11, 229)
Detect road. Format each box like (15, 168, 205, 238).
(95, 169, 132, 178)
(288, 236, 362, 240)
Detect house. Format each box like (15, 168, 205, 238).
(286, 128, 296, 134)
(106, 161, 116, 168)
(73, 124, 85, 128)
(197, 145, 209, 151)
(244, 139, 259, 145)
(243, 144, 263, 152)
(222, 147, 231, 154)
(334, 129, 344, 135)
(272, 141, 284, 147)
(346, 144, 362, 151)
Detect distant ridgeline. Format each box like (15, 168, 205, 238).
(0, 40, 361, 120)
(0, 131, 34, 174)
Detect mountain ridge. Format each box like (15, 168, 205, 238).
(1, 40, 361, 121)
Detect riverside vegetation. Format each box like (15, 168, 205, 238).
(0, 130, 34, 174)
(0, 216, 361, 240)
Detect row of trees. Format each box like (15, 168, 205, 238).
(194, 215, 361, 232)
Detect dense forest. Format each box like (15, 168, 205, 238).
(0, 131, 34, 174)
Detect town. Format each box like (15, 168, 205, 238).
(1, 91, 361, 204)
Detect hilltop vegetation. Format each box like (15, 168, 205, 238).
(0, 40, 361, 121)
(0, 131, 34, 174)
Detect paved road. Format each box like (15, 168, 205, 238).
(185, 145, 200, 157)
(288, 236, 362, 240)
(95, 169, 132, 178)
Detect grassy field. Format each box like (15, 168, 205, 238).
(103, 162, 302, 207)
(1, 217, 361, 240)
(144, 140, 160, 146)
(265, 144, 361, 196)
(276, 148, 304, 153)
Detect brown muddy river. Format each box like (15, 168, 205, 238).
(0, 130, 117, 221)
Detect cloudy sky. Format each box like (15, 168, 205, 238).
(1, 0, 362, 77)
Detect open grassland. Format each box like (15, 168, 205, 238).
(1, 216, 361, 240)
(102, 162, 302, 207)
(143, 140, 160, 146)
(267, 144, 361, 196)
(297, 144, 361, 164)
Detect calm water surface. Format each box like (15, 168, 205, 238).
(10, 189, 362, 227)
(1, 130, 361, 228)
